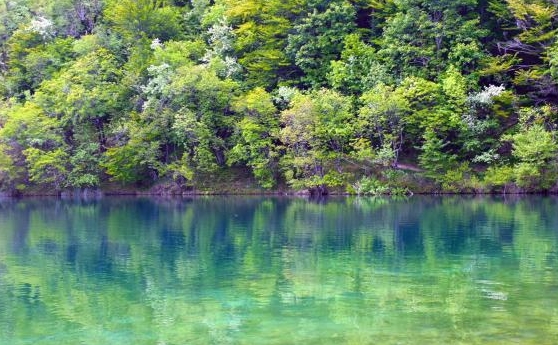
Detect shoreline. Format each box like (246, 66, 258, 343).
(2, 188, 557, 198)
(3, 175, 557, 198)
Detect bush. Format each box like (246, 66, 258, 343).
(351, 176, 410, 196)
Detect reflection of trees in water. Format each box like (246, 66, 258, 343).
(1, 195, 557, 274)
(0, 196, 557, 343)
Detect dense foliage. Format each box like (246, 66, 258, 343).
(1, 0, 558, 194)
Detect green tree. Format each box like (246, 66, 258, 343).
(33, 47, 125, 187)
(23, 147, 69, 190)
(419, 128, 458, 181)
(506, 107, 558, 189)
(487, 0, 558, 104)
(0, 102, 67, 190)
(0, 143, 24, 191)
(287, 1, 356, 87)
(229, 87, 280, 188)
(379, 0, 486, 79)
(328, 33, 391, 94)
(104, 0, 183, 41)
(3, 22, 74, 97)
(222, 0, 303, 87)
(102, 118, 162, 184)
(356, 83, 409, 167)
(280, 89, 353, 193)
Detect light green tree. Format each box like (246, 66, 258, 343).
(356, 83, 410, 168)
(228, 88, 280, 188)
(280, 89, 353, 193)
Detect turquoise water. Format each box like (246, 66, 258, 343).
(0, 196, 558, 344)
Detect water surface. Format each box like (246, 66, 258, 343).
(1, 196, 557, 344)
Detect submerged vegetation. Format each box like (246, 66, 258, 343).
(1, 0, 558, 194)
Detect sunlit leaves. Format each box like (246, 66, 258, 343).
(279, 89, 353, 190)
(228, 88, 280, 188)
(357, 83, 409, 166)
(104, 0, 183, 41)
(23, 147, 69, 189)
(0, 102, 63, 149)
(498, 109, 558, 189)
(328, 33, 391, 94)
(222, 0, 302, 87)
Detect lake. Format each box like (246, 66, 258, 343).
(0, 196, 557, 344)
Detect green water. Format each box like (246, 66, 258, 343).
(0, 196, 557, 344)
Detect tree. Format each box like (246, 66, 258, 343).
(328, 33, 391, 94)
(461, 84, 511, 165)
(102, 119, 163, 183)
(280, 89, 353, 193)
(419, 128, 458, 181)
(104, 0, 183, 41)
(100, 37, 240, 185)
(0, 102, 67, 190)
(23, 147, 69, 190)
(229, 88, 280, 188)
(505, 107, 558, 189)
(378, 0, 486, 79)
(0, 143, 24, 191)
(356, 83, 410, 167)
(488, 0, 558, 104)
(33, 47, 125, 187)
(222, 0, 301, 87)
(1, 0, 558, 193)
(0, 0, 31, 76)
(286, 1, 356, 87)
(3, 20, 74, 97)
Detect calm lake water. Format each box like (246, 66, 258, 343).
(1, 196, 558, 344)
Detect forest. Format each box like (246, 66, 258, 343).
(0, 0, 557, 195)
